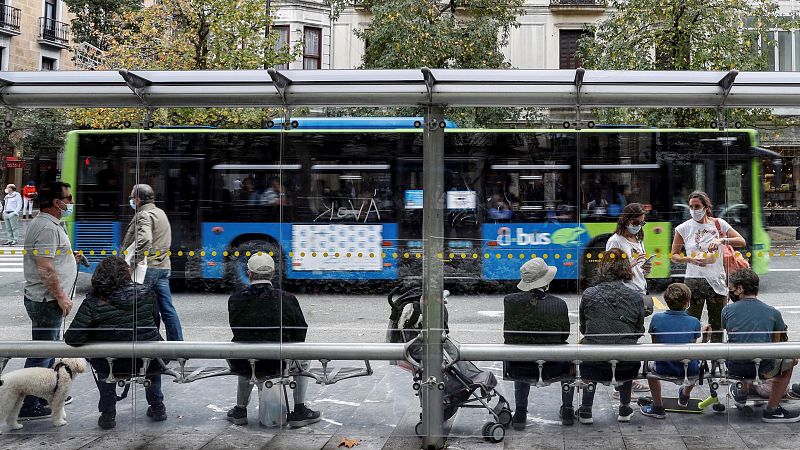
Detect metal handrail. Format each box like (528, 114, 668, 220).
(2, 341, 799, 362)
(0, 4, 21, 31)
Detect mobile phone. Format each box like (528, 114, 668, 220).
(645, 254, 656, 263)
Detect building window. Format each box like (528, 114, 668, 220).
(41, 56, 56, 71)
(559, 29, 588, 69)
(0, 47, 4, 71)
(273, 25, 289, 70)
(303, 27, 321, 70)
(44, 0, 56, 20)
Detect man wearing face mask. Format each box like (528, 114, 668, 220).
(3, 184, 23, 245)
(671, 191, 746, 342)
(723, 269, 800, 423)
(122, 184, 183, 341)
(18, 181, 78, 420)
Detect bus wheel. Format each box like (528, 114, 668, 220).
(223, 240, 283, 290)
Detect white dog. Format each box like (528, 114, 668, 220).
(0, 358, 86, 430)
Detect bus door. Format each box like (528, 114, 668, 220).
(122, 156, 204, 278)
(395, 157, 483, 279)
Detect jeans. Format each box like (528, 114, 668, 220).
(23, 197, 33, 217)
(515, 381, 574, 413)
(4, 211, 19, 243)
(236, 361, 310, 409)
(144, 268, 183, 341)
(22, 298, 63, 409)
(95, 374, 163, 414)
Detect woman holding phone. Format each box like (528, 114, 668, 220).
(606, 203, 651, 296)
(671, 191, 746, 343)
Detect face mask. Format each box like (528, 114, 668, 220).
(728, 289, 740, 303)
(129, 199, 137, 210)
(627, 224, 642, 235)
(61, 203, 74, 218)
(690, 208, 706, 222)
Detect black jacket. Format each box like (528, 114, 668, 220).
(65, 283, 162, 374)
(503, 290, 570, 345)
(227, 282, 308, 377)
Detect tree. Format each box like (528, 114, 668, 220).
(577, 0, 782, 127)
(68, 0, 301, 129)
(325, 0, 532, 127)
(64, 0, 143, 49)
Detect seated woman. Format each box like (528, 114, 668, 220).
(578, 248, 645, 424)
(504, 258, 575, 429)
(65, 256, 165, 430)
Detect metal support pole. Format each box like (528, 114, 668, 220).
(421, 105, 445, 449)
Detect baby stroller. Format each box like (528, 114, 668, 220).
(387, 283, 512, 443)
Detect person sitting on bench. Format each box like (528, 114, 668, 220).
(640, 283, 710, 419)
(723, 268, 800, 423)
(578, 248, 645, 424)
(65, 256, 166, 430)
(504, 258, 575, 429)
(226, 253, 321, 428)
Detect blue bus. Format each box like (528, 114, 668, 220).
(64, 120, 772, 286)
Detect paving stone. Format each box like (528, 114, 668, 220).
(263, 433, 332, 450)
(738, 433, 800, 450)
(623, 435, 688, 450)
(199, 429, 276, 450)
(144, 432, 217, 450)
(681, 433, 747, 450)
(503, 434, 564, 450)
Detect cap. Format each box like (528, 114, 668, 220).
(247, 253, 275, 274)
(517, 258, 557, 291)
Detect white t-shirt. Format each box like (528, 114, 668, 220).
(675, 217, 731, 295)
(606, 233, 646, 294)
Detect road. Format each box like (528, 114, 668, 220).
(1, 258, 800, 343)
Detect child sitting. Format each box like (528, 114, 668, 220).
(640, 283, 711, 419)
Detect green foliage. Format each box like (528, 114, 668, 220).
(578, 0, 782, 127)
(325, 0, 529, 127)
(64, 0, 142, 49)
(69, 0, 301, 129)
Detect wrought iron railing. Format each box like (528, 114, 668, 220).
(39, 17, 70, 45)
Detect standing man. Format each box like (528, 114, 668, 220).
(19, 181, 77, 419)
(123, 184, 183, 341)
(3, 184, 22, 245)
(22, 180, 37, 219)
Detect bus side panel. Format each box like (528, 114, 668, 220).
(201, 222, 398, 280)
(481, 222, 672, 280)
(751, 158, 770, 274)
(481, 223, 589, 280)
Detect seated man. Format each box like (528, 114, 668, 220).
(723, 268, 800, 423)
(226, 253, 321, 428)
(640, 283, 710, 419)
(504, 258, 574, 429)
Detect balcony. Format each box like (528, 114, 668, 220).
(0, 4, 21, 36)
(38, 17, 70, 49)
(549, 0, 606, 13)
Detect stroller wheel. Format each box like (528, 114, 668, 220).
(415, 421, 423, 437)
(482, 422, 505, 443)
(497, 409, 513, 427)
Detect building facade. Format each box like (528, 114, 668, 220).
(0, 0, 74, 71)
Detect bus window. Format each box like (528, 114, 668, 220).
(485, 164, 575, 223)
(716, 161, 751, 242)
(305, 163, 393, 223)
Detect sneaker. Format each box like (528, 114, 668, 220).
(226, 406, 248, 425)
(788, 383, 800, 400)
(575, 405, 593, 424)
(729, 384, 747, 407)
(677, 386, 690, 408)
(98, 412, 116, 430)
(511, 410, 526, 431)
(18, 404, 52, 421)
(559, 406, 575, 426)
(287, 405, 321, 428)
(640, 404, 666, 419)
(762, 406, 800, 423)
(146, 403, 167, 422)
(618, 404, 635, 422)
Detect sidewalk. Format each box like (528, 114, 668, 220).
(2, 358, 800, 449)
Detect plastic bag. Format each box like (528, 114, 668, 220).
(258, 383, 287, 427)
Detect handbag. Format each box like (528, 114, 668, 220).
(714, 219, 749, 275)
